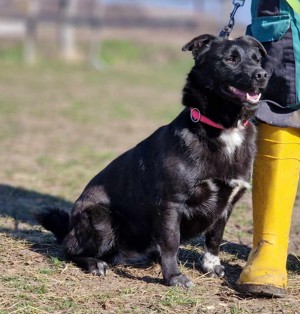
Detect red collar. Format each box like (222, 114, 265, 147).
(190, 108, 249, 129)
(190, 108, 224, 129)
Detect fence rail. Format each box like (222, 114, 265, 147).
(0, 0, 198, 64)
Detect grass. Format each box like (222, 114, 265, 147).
(0, 37, 299, 314)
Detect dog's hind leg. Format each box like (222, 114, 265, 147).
(63, 205, 115, 276)
(69, 256, 108, 276)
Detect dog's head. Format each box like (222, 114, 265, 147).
(182, 35, 269, 122)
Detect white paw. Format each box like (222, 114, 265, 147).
(199, 252, 225, 278)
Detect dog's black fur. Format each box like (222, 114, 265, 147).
(36, 34, 269, 287)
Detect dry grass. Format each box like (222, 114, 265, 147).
(1, 214, 300, 314)
(0, 31, 300, 313)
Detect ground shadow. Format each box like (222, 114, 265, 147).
(113, 266, 164, 285)
(221, 240, 300, 274)
(0, 184, 72, 225)
(178, 238, 300, 291)
(0, 184, 72, 260)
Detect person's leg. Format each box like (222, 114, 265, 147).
(237, 123, 300, 297)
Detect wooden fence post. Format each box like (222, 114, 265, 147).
(24, 0, 39, 64)
(88, 0, 104, 69)
(58, 0, 79, 61)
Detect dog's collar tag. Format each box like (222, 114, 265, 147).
(190, 108, 225, 130)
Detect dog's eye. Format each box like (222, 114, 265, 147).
(252, 54, 261, 64)
(226, 56, 237, 64)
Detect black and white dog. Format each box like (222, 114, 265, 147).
(36, 34, 268, 288)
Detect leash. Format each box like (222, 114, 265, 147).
(219, 0, 245, 39)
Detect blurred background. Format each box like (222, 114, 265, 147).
(0, 0, 250, 64)
(0, 0, 253, 199)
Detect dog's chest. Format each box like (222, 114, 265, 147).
(181, 177, 249, 240)
(185, 178, 250, 220)
(218, 124, 245, 156)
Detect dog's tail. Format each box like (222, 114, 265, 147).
(35, 208, 70, 243)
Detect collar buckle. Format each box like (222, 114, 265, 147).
(190, 108, 201, 123)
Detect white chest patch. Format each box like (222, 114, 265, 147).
(227, 178, 251, 190)
(227, 179, 250, 205)
(221, 178, 250, 220)
(219, 124, 245, 156)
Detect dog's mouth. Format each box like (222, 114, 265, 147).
(221, 86, 261, 105)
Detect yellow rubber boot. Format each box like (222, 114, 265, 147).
(237, 124, 300, 297)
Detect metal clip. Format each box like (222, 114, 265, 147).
(233, 0, 245, 6)
(219, 0, 245, 39)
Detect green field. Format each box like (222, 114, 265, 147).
(0, 39, 299, 313)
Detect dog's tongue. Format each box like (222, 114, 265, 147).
(228, 86, 261, 104)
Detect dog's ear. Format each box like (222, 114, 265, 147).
(238, 35, 267, 58)
(182, 34, 219, 60)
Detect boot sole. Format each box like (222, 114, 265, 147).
(237, 283, 286, 298)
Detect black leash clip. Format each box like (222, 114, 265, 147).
(219, 0, 245, 39)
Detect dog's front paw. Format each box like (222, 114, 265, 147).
(167, 274, 194, 288)
(211, 264, 226, 278)
(199, 252, 226, 278)
(89, 260, 108, 276)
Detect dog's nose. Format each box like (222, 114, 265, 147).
(253, 69, 268, 83)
